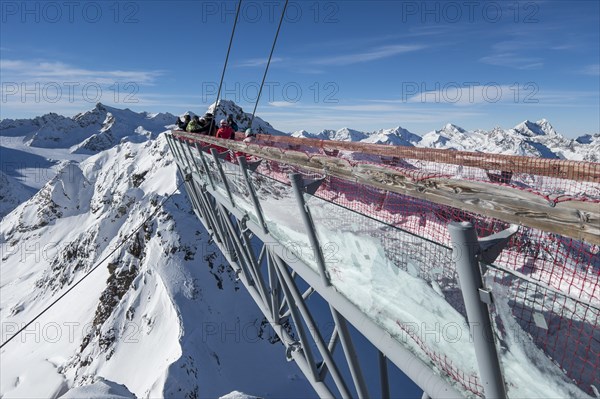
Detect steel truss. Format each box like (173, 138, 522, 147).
(166, 134, 464, 399)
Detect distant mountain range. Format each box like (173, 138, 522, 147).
(293, 119, 599, 162)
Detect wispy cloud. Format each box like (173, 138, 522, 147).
(268, 101, 296, 107)
(312, 44, 426, 66)
(0, 59, 166, 118)
(0, 59, 163, 84)
(479, 53, 543, 70)
(235, 57, 283, 68)
(578, 64, 600, 76)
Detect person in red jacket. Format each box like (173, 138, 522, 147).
(216, 119, 234, 139)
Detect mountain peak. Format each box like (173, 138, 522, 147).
(512, 119, 560, 137)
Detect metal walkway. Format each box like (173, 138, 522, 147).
(166, 131, 600, 399)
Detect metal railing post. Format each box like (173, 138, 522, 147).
(210, 148, 235, 208)
(289, 173, 330, 287)
(194, 142, 216, 190)
(378, 351, 390, 399)
(238, 156, 268, 234)
(449, 221, 507, 399)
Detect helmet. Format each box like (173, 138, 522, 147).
(245, 128, 253, 137)
(220, 119, 227, 126)
(204, 112, 213, 119)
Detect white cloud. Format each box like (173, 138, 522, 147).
(235, 57, 283, 68)
(579, 64, 600, 76)
(479, 53, 543, 70)
(0, 59, 163, 85)
(268, 101, 296, 107)
(0, 59, 166, 118)
(312, 44, 426, 66)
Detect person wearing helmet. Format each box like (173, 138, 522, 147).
(227, 114, 239, 132)
(195, 113, 214, 135)
(216, 119, 235, 140)
(243, 128, 256, 143)
(176, 114, 191, 131)
(186, 115, 203, 133)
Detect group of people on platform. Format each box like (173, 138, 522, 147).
(175, 112, 257, 144)
(175, 112, 256, 142)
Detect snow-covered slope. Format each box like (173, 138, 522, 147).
(60, 377, 136, 398)
(0, 170, 36, 218)
(575, 133, 600, 162)
(0, 133, 312, 398)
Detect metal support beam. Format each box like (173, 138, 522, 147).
(266, 251, 280, 323)
(197, 211, 335, 398)
(211, 148, 236, 207)
(238, 218, 271, 303)
(449, 222, 507, 399)
(238, 156, 268, 233)
(378, 351, 390, 399)
(175, 137, 195, 172)
(272, 255, 321, 383)
(217, 204, 257, 288)
(194, 142, 216, 190)
(289, 173, 331, 287)
(330, 306, 369, 399)
(273, 255, 352, 399)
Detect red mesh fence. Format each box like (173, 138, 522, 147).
(172, 131, 600, 396)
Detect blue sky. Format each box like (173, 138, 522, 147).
(1, 0, 598, 137)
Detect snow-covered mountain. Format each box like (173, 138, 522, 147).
(0, 112, 312, 397)
(207, 99, 284, 136)
(292, 119, 597, 161)
(1, 102, 598, 397)
(0, 171, 36, 218)
(0, 103, 176, 154)
(292, 126, 421, 146)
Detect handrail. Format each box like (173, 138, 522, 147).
(171, 130, 600, 245)
(230, 132, 600, 183)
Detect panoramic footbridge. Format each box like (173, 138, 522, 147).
(166, 130, 599, 399)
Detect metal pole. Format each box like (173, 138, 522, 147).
(238, 156, 268, 233)
(273, 255, 352, 399)
(330, 306, 369, 399)
(289, 173, 330, 287)
(210, 148, 235, 207)
(194, 142, 216, 190)
(378, 351, 390, 399)
(449, 221, 507, 399)
(272, 259, 321, 382)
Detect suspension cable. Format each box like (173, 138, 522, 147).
(0, 178, 187, 349)
(250, 0, 289, 129)
(213, 0, 243, 116)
